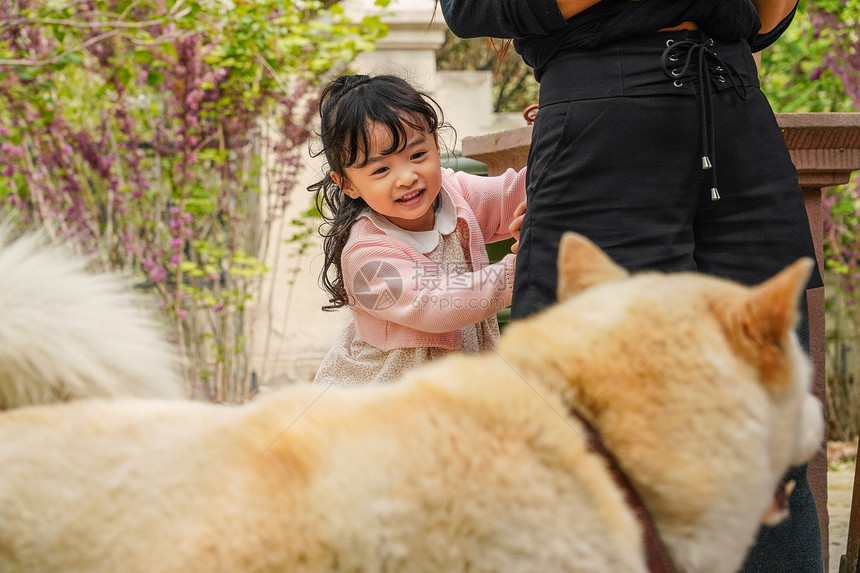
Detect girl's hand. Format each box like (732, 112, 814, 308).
(509, 200, 527, 255)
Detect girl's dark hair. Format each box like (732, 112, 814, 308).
(308, 74, 448, 310)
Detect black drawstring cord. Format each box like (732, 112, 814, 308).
(661, 37, 748, 201)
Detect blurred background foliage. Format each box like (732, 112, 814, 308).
(0, 0, 389, 401)
(1, 0, 859, 434)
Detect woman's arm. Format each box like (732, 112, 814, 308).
(439, 0, 566, 39)
(557, 0, 602, 19)
(439, 0, 602, 38)
(752, 0, 798, 34)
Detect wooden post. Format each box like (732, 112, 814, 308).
(779, 113, 860, 570)
(842, 432, 860, 573)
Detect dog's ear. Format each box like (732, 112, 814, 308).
(557, 233, 629, 301)
(716, 258, 814, 386)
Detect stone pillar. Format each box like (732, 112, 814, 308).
(338, 0, 525, 145)
(339, 0, 447, 89)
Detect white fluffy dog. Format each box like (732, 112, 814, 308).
(0, 224, 183, 408)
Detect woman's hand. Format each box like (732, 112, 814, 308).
(509, 200, 527, 255)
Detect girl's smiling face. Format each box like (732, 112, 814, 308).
(333, 120, 442, 232)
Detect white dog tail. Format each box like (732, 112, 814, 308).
(0, 225, 185, 409)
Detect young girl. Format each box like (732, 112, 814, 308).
(309, 74, 526, 387)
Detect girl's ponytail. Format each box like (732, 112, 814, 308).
(308, 173, 365, 310)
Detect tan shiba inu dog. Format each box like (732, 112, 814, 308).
(0, 230, 823, 573)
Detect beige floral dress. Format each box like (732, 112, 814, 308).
(313, 218, 499, 388)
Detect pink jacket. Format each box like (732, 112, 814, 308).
(342, 167, 527, 351)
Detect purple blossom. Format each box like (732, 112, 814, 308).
(149, 266, 168, 283)
(0, 0, 342, 400)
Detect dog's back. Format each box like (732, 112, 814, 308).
(0, 225, 183, 409)
(0, 231, 824, 573)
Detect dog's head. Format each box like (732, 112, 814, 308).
(501, 233, 823, 532)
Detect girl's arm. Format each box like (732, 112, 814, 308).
(449, 167, 527, 245)
(752, 0, 798, 34)
(342, 241, 515, 334)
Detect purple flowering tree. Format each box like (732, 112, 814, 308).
(0, 0, 388, 402)
(809, 0, 860, 440)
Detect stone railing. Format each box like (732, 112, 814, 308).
(463, 112, 860, 571)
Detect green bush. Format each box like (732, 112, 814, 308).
(0, 0, 389, 401)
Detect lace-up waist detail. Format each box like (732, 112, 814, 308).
(540, 31, 759, 104)
(661, 36, 749, 201)
(539, 31, 759, 201)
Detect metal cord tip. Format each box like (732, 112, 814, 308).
(710, 187, 720, 201)
(701, 156, 712, 170)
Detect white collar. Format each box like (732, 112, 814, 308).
(360, 186, 458, 253)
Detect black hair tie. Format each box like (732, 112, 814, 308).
(336, 74, 374, 96)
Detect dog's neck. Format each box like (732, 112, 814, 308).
(569, 406, 677, 573)
(497, 321, 781, 573)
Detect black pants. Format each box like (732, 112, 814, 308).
(513, 30, 823, 572)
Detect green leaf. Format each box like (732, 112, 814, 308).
(146, 70, 165, 87)
(116, 67, 132, 87)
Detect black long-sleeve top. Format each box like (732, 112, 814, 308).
(439, 0, 797, 80)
